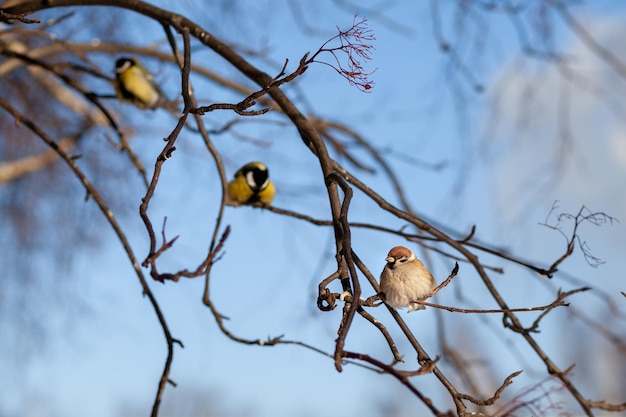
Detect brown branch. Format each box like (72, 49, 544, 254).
(315, 127, 375, 173)
(317, 271, 341, 311)
(418, 286, 589, 316)
(494, 370, 573, 416)
(430, 262, 460, 295)
(0, 9, 40, 23)
(538, 275, 626, 354)
(146, 226, 230, 283)
(457, 370, 523, 406)
(541, 202, 618, 273)
(325, 172, 360, 372)
(191, 56, 304, 116)
(200, 285, 382, 373)
(138, 30, 194, 283)
(587, 400, 626, 412)
(0, 96, 179, 417)
(146, 27, 195, 416)
(309, 118, 460, 240)
(342, 351, 444, 416)
(420, 299, 569, 314)
(192, 102, 271, 116)
(504, 287, 591, 334)
(357, 306, 403, 364)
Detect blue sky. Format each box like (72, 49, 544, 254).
(1, 1, 625, 417)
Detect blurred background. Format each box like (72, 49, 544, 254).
(0, 1, 625, 416)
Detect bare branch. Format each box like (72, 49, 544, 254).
(457, 370, 523, 406)
(308, 14, 377, 92)
(587, 400, 626, 412)
(0, 9, 40, 23)
(0, 96, 179, 417)
(342, 351, 444, 416)
(541, 202, 619, 272)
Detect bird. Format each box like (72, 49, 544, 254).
(227, 162, 275, 206)
(379, 246, 436, 312)
(114, 57, 163, 108)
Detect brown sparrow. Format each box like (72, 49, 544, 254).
(379, 246, 436, 312)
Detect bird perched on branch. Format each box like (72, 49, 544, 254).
(114, 56, 163, 108)
(379, 246, 436, 312)
(227, 162, 275, 206)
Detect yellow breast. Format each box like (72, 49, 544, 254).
(117, 67, 160, 107)
(227, 176, 275, 205)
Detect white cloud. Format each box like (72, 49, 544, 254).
(610, 128, 626, 165)
(483, 15, 626, 225)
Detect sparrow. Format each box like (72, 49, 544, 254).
(379, 246, 436, 312)
(227, 161, 275, 206)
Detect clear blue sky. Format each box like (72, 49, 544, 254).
(1, 1, 625, 417)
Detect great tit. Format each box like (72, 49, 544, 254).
(227, 162, 275, 206)
(114, 57, 162, 108)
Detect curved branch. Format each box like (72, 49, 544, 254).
(0, 97, 178, 417)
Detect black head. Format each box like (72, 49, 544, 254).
(242, 164, 269, 192)
(115, 57, 136, 73)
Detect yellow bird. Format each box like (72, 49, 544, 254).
(114, 57, 162, 108)
(227, 162, 275, 206)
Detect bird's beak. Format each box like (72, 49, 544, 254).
(385, 256, 394, 263)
